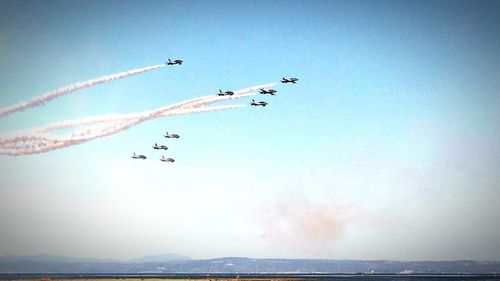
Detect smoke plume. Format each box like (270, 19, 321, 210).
(257, 195, 353, 255)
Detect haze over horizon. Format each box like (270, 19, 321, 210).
(1, 0, 500, 261)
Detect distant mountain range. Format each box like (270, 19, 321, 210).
(0, 255, 499, 274)
(0, 253, 190, 264)
(127, 253, 192, 263)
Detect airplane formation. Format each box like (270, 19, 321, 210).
(132, 59, 299, 163)
(132, 131, 179, 163)
(251, 77, 298, 106)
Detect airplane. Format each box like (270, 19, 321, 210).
(160, 156, 175, 162)
(218, 89, 235, 96)
(259, 88, 277, 95)
(166, 59, 183, 65)
(131, 152, 147, 159)
(250, 99, 268, 107)
(281, 77, 299, 84)
(164, 132, 180, 139)
(153, 143, 168, 150)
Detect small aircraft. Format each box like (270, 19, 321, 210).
(250, 99, 268, 107)
(131, 152, 147, 159)
(153, 143, 168, 150)
(218, 89, 235, 96)
(166, 59, 183, 65)
(160, 156, 175, 162)
(259, 88, 277, 95)
(281, 77, 299, 84)
(164, 132, 180, 139)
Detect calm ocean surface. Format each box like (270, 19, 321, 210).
(0, 273, 499, 281)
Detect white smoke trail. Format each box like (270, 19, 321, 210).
(0, 82, 273, 156)
(0, 133, 56, 149)
(179, 83, 276, 109)
(33, 82, 275, 132)
(69, 104, 247, 143)
(35, 96, 209, 132)
(0, 64, 165, 117)
(66, 103, 247, 144)
(0, 104, 245, 156)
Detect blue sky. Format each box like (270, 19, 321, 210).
(1, 0, 500, 260)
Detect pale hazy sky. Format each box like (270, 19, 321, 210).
(1, 0, 500, 260)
